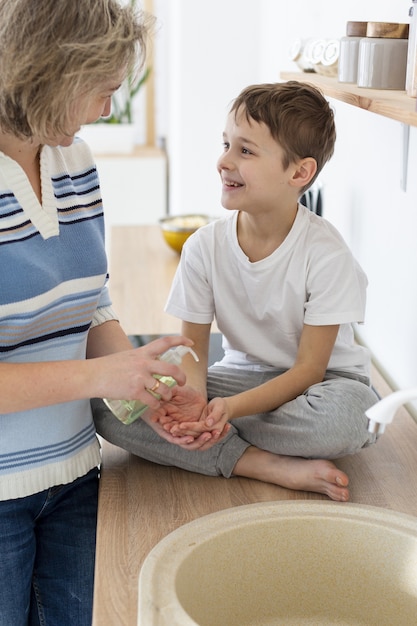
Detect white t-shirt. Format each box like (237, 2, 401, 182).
(165, 206, 370, 378)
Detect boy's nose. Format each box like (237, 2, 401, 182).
(217, 153, 233, 171)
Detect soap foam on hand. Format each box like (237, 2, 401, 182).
(103, 345, 199, 425)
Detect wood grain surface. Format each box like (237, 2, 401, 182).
(280, 71, 417, 127)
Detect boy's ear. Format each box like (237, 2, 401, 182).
(290, 157, 317, 189)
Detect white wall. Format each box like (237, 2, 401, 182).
(158, 0, 262, 217)
(149, 0, 417, 402)
(258, 0, 417, 401)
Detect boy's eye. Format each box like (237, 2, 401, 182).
(242, 147, 252, 155)
(222, 141, 230, 150)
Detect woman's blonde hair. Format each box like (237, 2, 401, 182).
(0, 0, 154, 139)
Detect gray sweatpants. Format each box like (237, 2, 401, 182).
(92, 367, 378, 478)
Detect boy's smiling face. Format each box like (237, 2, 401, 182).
(217, 109, 296, 216)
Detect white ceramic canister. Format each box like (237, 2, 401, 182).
(338, 21, 368, 83)
(406, 0, 417, 97)
(357, 22, 409, 90)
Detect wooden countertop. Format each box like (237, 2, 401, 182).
(106, 224, 182, 336)
(93, 224, 417, 626)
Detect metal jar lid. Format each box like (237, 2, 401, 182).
(366, 22, 409, 39)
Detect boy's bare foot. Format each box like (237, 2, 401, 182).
(233, 446, 349, 502)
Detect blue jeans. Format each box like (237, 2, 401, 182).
(0, 467, 99, 626)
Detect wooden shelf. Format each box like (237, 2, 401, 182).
(280, 71, 417, 127)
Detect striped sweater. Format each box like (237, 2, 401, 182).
(0, 138, 113, 500)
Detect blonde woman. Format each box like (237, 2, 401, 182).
(0, 1, 194, 623)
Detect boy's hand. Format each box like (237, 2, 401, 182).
(150, 385, 207, 426)
(148, 386, 231, 443)
(140, 409, 214, 449)
(168, 396, 232, 439)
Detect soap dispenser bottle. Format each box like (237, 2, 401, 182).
(103, 345, 199, 425)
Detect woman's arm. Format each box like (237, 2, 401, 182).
(86, 318, 133, 357)
(0, 320, 194, 414)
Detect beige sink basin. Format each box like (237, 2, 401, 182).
(138, 501, 417, 625)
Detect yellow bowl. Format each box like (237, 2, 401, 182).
(159, 214, 211, 254)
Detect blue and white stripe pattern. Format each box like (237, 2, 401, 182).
(0, 139, 108, 499)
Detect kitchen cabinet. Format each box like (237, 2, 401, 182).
(92, 146, 168, 255)
(280, 71, 417, 127)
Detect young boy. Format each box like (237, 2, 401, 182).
(95, 81, 378, 502)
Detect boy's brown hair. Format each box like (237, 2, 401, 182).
(230, 81, 336, 192)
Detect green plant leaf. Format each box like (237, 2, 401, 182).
(96, 66, 151, 125)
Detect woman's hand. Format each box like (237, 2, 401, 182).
(92, 335, 194, 412)
(151, 385, 207, 425)
(161, 392, 232, 439)
(141, 409, 216, 450)
(148, 386, 232, 446)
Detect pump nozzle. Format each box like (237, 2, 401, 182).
(160, 345, 199, 365)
